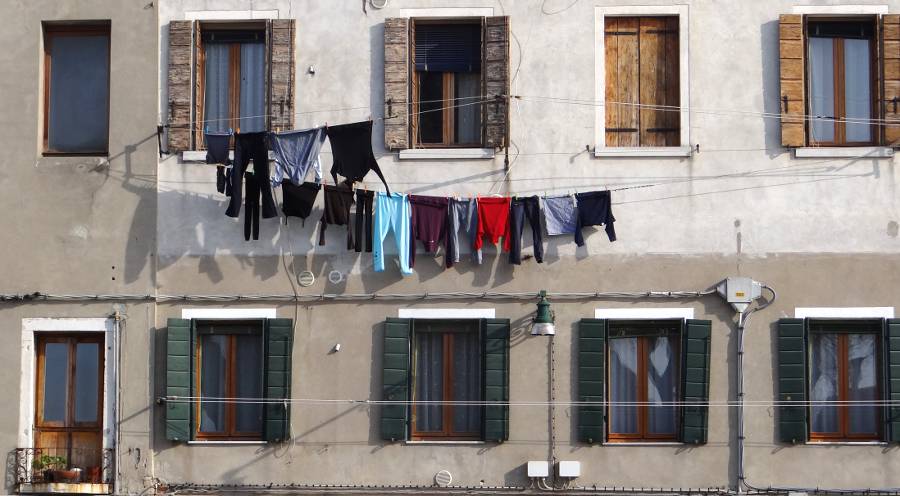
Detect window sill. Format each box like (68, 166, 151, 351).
(603, 442, 685, 446)
(397, 148, 495, 160)
(593, 146, 692, 158)
(805, 441, 887, 446)
(187, 440, 267, 445)
(793, 146, 894, 159)
(181, 150, 275, 162)
(404, 440, 486, 445)
(18, 482, 111, 494)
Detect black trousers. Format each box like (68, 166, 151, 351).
(244, 172, 260, 241)
(354, 190, 374, 253)
(509, 196, 544, 264)
(226, 132, 277, 219)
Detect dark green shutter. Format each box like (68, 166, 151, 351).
(777, 318, 808, 444)
(886, 319, 900, 442)
(381, 318, 411, 441)
(578, 319, 606, 444)
(264, 318, 294, 442)
(482, 318, 510, 442)
(166, 318, 193, 441)
(680, 319, 711, 444)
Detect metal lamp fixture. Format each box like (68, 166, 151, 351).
(531, 290, 555, 336)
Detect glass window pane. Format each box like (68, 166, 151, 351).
(454, 72, 481, 144)
(808, 37, 835, 143)
(646, 336, 678, 435)
(414, 332, 443, 432)
(203, 43, 231, 134)
(42, 343, 69, 423)
(47, 33, 110, 152)
(609, 337, 638, 434)
(417, 72, 444, 144)
(239, 42, 266, 133)
(810, 333, 839, 433)
(200, 335, 228, 433)
(74, 343, 100, 423)
(844, 38, 872, 143)
(451, 331, 481, 434)
(848, 333, 878, 435)
(234, 334, 263, 432)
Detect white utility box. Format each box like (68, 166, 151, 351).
(557, 461, 581, 478)
(527, 461, 549, 478)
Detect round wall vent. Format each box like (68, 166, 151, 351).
(297, 271, 315, 287)
(327, 270, 343, 284)
(434, 470, 452, 487)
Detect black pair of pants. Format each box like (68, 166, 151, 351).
(244, 172, 260, 241)
(509, 196, 544, 264)
(226, 132, 277, 219)
(355, 190, 374, 253)
(319, 185, 354, 248)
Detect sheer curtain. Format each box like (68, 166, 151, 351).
(415, 332, 444, 432)
(646, 337, 678, 435)
(235, 335, 263, 432)
(810, 333, 839, 433)
(848, 334, 877, 434)
(452, 331, 481, 433)
(200, 335, 228, 432)
(808, 37, 835, 142)
(610, 338, 638, 434)
(844, 38, 872, 142)
(454, 72, 481, 144)
(203, 43, 231, 134)
(240, 42, 266, 132)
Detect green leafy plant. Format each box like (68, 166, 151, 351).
(32, 454, 67, 471)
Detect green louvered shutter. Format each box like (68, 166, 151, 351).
(264, 318, 294, 442)
(166, 318, 193, 441)
(381, 318, 411, 441)
(777, 318, 808, 444)
(886, 319, 900, 442)
(482, 318, 511, 442)
(680, 319, 711, 444)
(578, 319, 606, 444)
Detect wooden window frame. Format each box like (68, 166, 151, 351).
(807, 331, 882, 441)
(410, 322, 482, 441)
(805, 18, 878, 147)
(409, 18, 484, 149)
(42, 23, 111, 156)
(194, 321, 264, 440)
(606, 332, 680, 442)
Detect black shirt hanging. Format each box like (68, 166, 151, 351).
(326, 121, 391, 194)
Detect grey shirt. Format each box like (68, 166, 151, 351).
(449, 198, 483, 264)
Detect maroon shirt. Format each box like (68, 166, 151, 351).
(409, 195, 451, 268)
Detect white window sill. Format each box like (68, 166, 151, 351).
(793, 147, 894, 159)
(404, 440, 486, 445)
(181, 150, 275, 162)
(593, 146, 693, 158)
(603, 442, 686, 446)
(19, 482, 111, 494)
(804, 441, 888, 446)
(398, 148, 495, 160)
(187, 440, 267, 445)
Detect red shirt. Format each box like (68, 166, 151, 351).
(475, 197, 511, 251)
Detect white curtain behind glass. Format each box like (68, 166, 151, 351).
(240, 43, 266, 132)
(844, 38, 872, 142)
(610, 338, 638, 434)
(848, 334, 877, 434)
(647, 337, 678, 435)
(808, 37, 835, 143)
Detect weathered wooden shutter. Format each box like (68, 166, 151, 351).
(779, 14, 806, 147)
(483, 16, 510, 149)
(167, 21, 195, 152)
(381, 318, 411, 441)
(264, 318, 294, 442)
(269, 19, 295, 131)
(577, 319, 607, 444)
(384, 18, 410, 150)
(680, 319, 711, 444)
(604, 18, 640, 146)
(777, 318, 808, 444)
(885, 319, 900, 441)
(638, 17, 680, 147)
(165, 318, 193, 441)
(482, 318, 510, 442)
(883, 15, 900, 145)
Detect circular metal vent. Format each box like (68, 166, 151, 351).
(327, 270, 343, 284)
(297, 271, 315, 287)
(434, 470, 452, 487)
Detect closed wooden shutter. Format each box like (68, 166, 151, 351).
(577, 319, 607, 444)
(381, 318, 411, 441)
(482, 318, 510, 442)
(680, 319, 711, 444)
(384, 18, 410, 150)
(167, 21, 195, 152)
(483, 16, 510, 149)
(777, 318, 808, 444)
(885, 319, 900, 441)
(638, 17, 680, 146)
(264, 318, 294, 442)
(780, 14, 806, 147)
(604, 18, 639, 146)
(269, 20, 295, 131)
(165, 318, 193, 441)
(883, 15, 900, 145)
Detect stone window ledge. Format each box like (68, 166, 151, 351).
(793, 147, 894, 159)
(593, 146, 692, 158)
(398, 148, 495, 160)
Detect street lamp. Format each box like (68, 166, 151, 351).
(531, 290, 555, 336)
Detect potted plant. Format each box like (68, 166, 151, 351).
(32, 454, 66, 482)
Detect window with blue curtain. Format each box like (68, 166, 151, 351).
(202, 29, 266, 143)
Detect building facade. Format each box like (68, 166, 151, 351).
(2, 0, 900, 494)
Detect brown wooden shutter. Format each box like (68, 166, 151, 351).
(605, 18, 639, 147)
(167, 20, 195, 152)
(483, 16, 510, 149)
(779, 14, 806, 147)
(269, 19, 296, 131)
(384, 18, 409, 150)
(638, 17, 680, 147)
(883, 15, 900, 145)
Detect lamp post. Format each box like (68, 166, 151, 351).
(531, 290, 555, 336)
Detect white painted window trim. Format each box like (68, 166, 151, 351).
(594, 5, 690, 156)
(793, 147, 894, 159)
(181, 308, 276, 319)
(19, 318, 117, 451)
(791, 5, 888, 15)
(181, 150, 275, 163)
(594, 308, 695, 320)
(184, 10, 280, 20)
(397, 148, 496, 160)
(794, 307, 894, 319)
(398, 308, 495, 319)
(398, 8, 494, 18)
